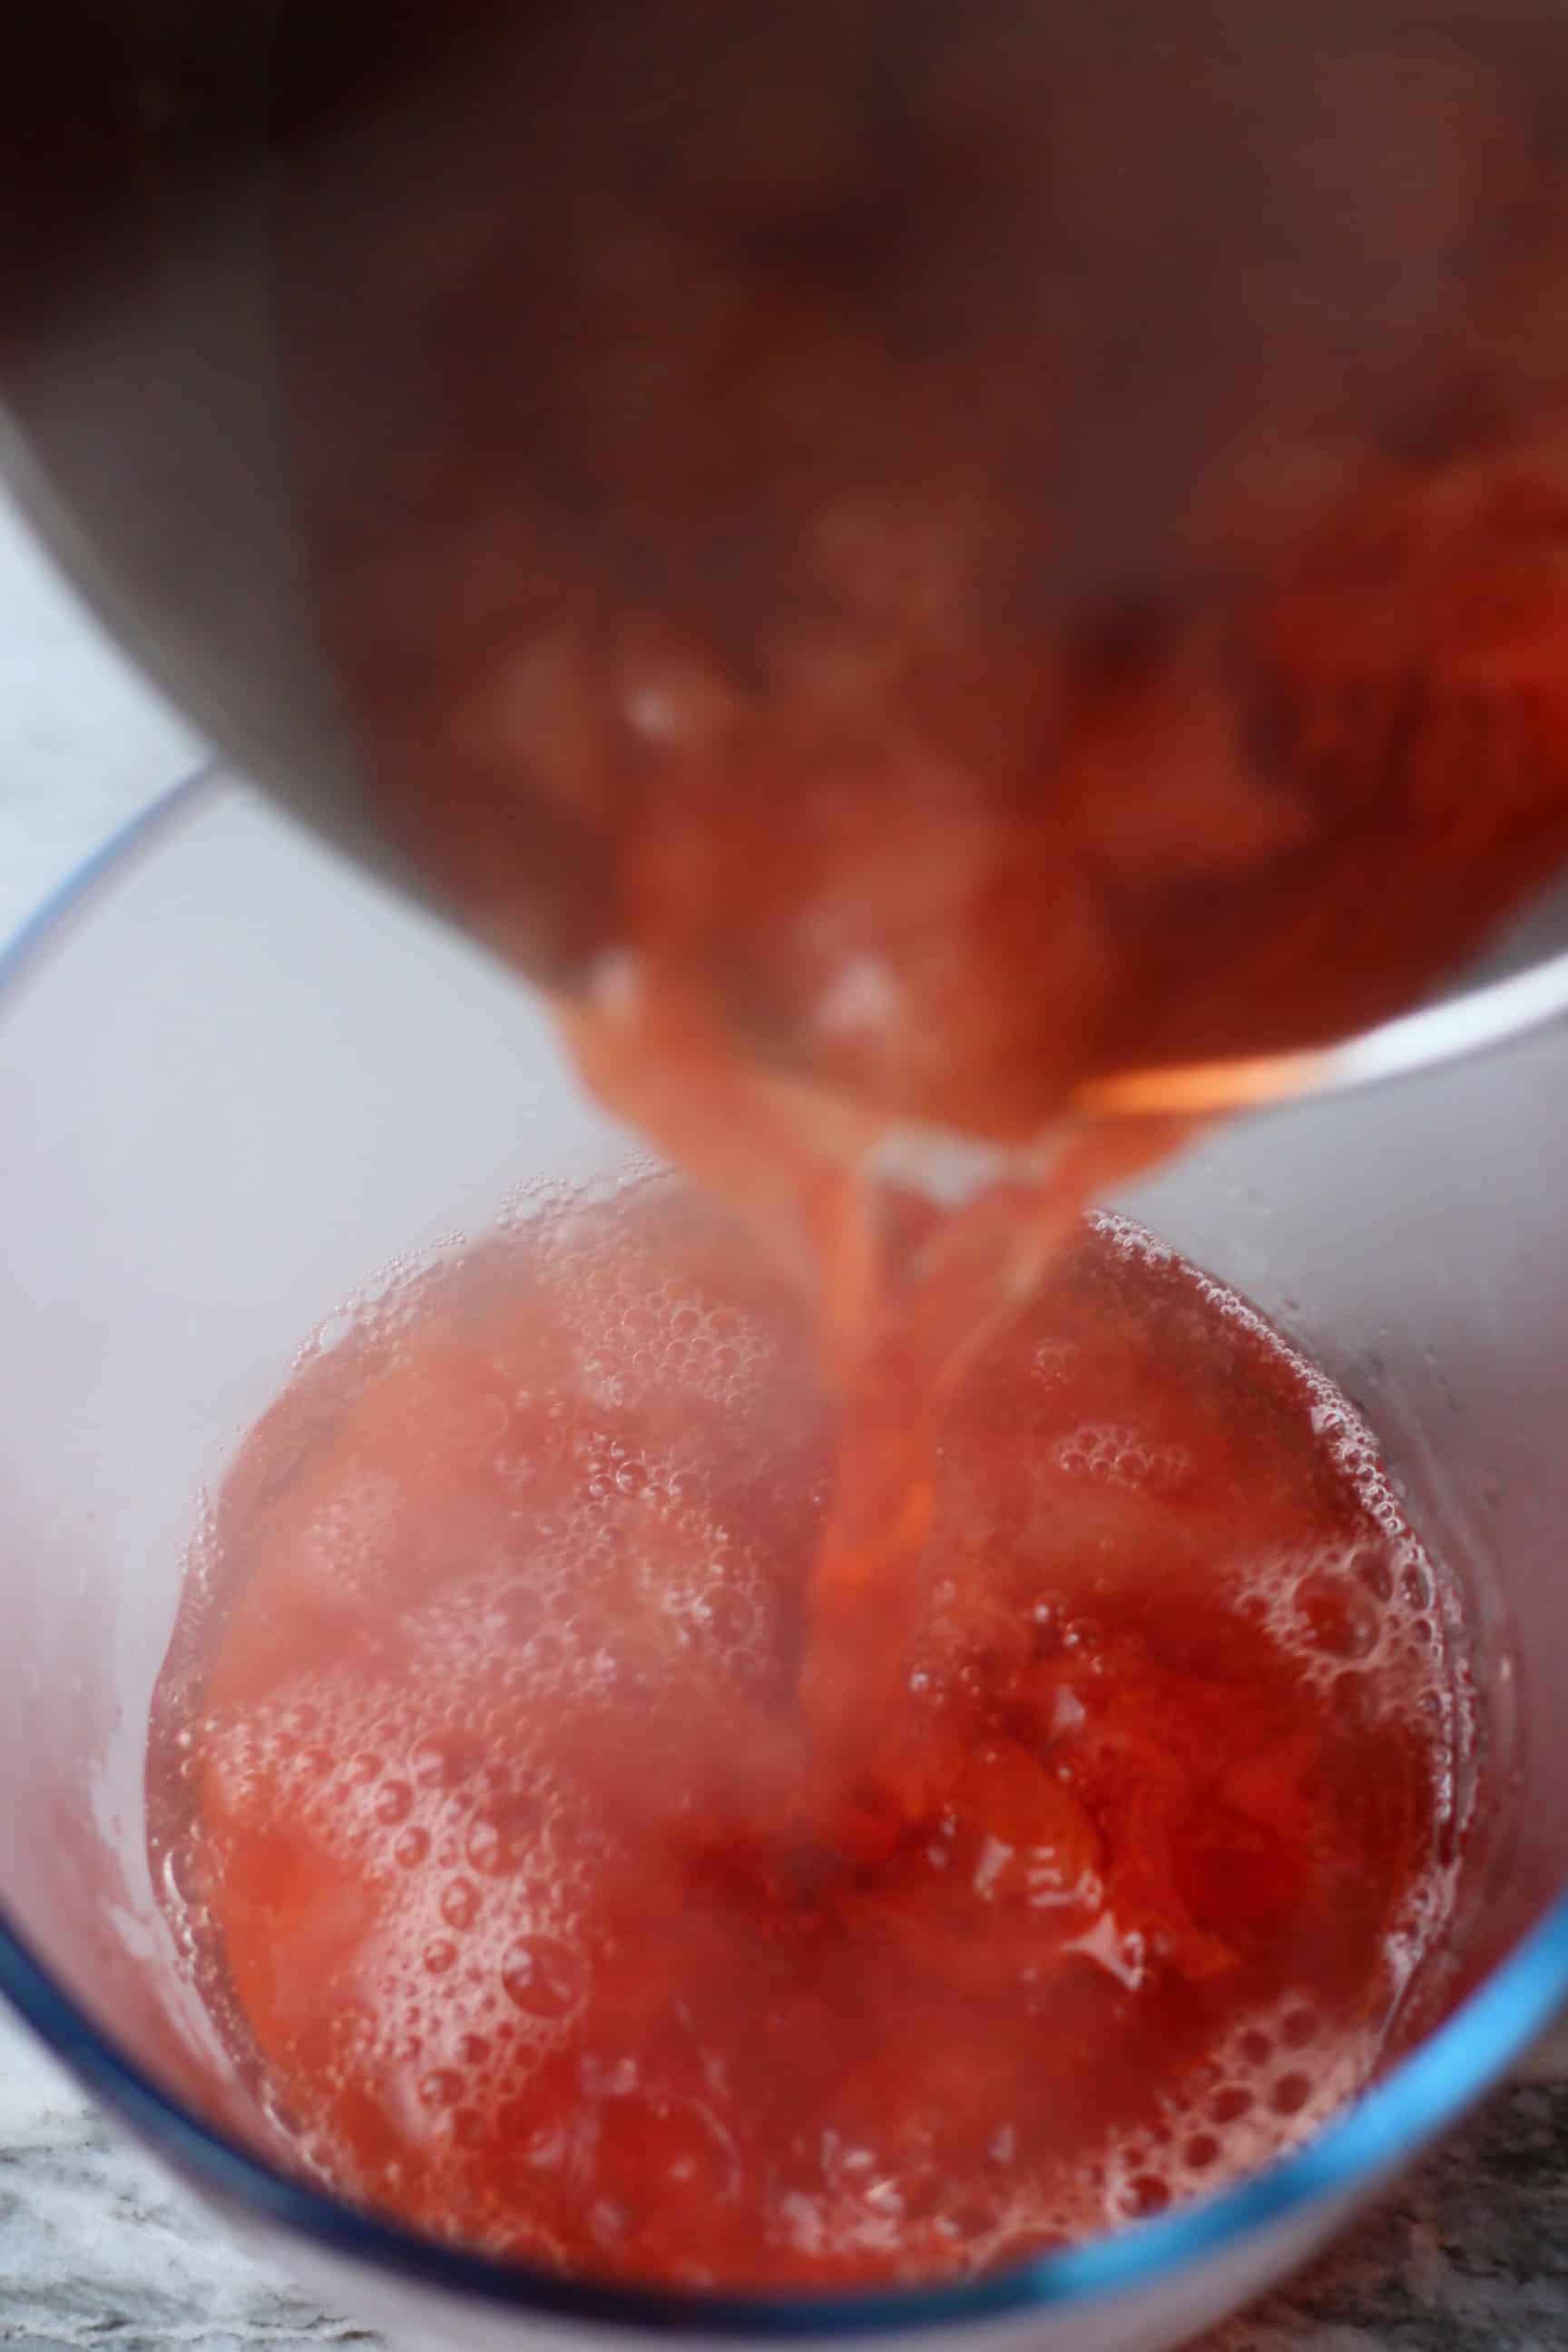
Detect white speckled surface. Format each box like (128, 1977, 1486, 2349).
(1, 491, 1565, 2351)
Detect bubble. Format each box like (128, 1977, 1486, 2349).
(1092, 1213, 1174, 1268)
(418, 2069, 462, 2108)
(1293, 1573, 1381, 1661)
(500, 1935, 586, 2020)
(375, 1779, 414, 1827)
(441, 1878, 480, 1931)
(423, 1937, 458, 1976)
(412, 1736, 474, 1791)
(346, 1751, 382, 1788)
(394, 1827, 430, 1869)
(1115, 2174, 1171, 2219)
(1182, 2134, 1220, 2171)
(1269, 2073, 1312, 2117)
(466, 1807, 534, 1878)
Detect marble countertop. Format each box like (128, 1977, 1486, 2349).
(2, 493, 1566, 2352)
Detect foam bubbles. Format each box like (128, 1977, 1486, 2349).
(1051, 1421, 1192, 1495)
(1092, 1213, 1175, 1269)
(1094, 1212, 1471, 1877)
(1094, 1994, 1380, 2232)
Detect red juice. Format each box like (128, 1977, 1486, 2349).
(149, 1174, 1471, 2289)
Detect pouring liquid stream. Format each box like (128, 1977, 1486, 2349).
(564, 969, 1197, 1824)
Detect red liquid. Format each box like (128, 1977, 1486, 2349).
(151, 1177, 1468, 2288)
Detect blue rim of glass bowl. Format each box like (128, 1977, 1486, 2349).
(3, 764, 1568, 2337)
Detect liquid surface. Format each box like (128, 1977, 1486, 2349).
(152, 1178, 1468, 2288)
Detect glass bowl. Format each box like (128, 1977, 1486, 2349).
(2, 765, 1566, 2350)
